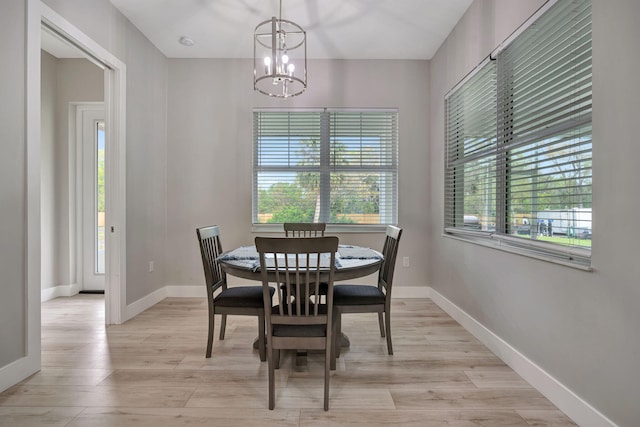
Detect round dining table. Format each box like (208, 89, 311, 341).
(217, 244, 384, 351)
(218, 244, 383, 282)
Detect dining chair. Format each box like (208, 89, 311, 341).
(333, 225, 402, 356)
(283, 222, 329, 323)
(255, 235, 339, 411)
(283, 222, 326, 237)
(196, 225, 274, 361)
(283, 222, 327, 293)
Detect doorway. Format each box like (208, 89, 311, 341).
(37, 4, 128, 326)
(41, 38, 105, 310)
(78, 105, 106, 292)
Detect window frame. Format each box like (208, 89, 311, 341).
(443, 0, 593, 269)
(252, 108, 399, 233)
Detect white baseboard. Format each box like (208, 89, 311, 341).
(0, 355, 39, 393)
(123, 287, 168, 322)
(428, 287, 617, 427)
(166, 285, 206, 298)
(41, 283, 81, 302)
(392, 285, 430, 299)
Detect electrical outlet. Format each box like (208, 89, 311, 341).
(149, 261, 154, 272)
(402, 256, 410, 267)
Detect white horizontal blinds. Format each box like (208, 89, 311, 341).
(444, 59, 497, 230)
(254, 109, 398, 225)
(254, 111, 322, 224)
(499, 0, 592, 247)
(497, 1, 592, 146)
(444, 0, 592, 263)
(328, 111, 398, 224)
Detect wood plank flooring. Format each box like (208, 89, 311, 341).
(0, 295, 577, 426)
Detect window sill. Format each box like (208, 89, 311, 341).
(442, 228, 593, 271)
(252, 223, 389, 234)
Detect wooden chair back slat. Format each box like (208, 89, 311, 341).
(256, 236, 338, 325)
(283, 222, 327, 237)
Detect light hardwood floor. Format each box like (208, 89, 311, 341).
(0, 295, 577, 426)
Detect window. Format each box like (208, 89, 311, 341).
(253, 109, 398, 228)
(444, 0, 592, 268)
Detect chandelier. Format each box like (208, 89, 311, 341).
(253, 0, 307, 98)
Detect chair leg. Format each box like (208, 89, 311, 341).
(258, 313, 266, 362)
(330, 317, 338, 370)
(335, 313, 342, 358)
(384, 311, 393, 355)
(219, 314, 227, 340)
(324, 341, 331, 411)
(206, 311, 215, 358)
(274, 349, 281, 369)
(378, 312, 385, 338)
(267, 346, 275, 410)
(330, 340, 336, 370)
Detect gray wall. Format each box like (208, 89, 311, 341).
(41, 52, 103, 291)
(164, 58, 430, 289)
(42, 0, 169, 303)
(0, 0, 27, 367)
(428, 0, 639, 425)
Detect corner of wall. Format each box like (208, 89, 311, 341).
(427, 287, 617, 427)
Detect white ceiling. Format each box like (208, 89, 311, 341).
(108, 0, 473, 60)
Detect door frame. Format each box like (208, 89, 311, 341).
(29, 3, 127, 326)
(36, 3, 127, 325)
(75, 103, 106, 291)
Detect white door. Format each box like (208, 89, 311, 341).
(80, 106, 106, 291)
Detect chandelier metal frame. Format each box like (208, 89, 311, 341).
(253, 0, 307, 98)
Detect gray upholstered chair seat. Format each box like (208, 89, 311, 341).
(334, 285, 385, 305)
(270, 303, 334, 339)
(215, 286, 274, 308)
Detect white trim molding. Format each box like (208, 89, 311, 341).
(122, 284, 429, 320)
(392, 286, 430, 299)
(123, 288, 167, 323)
(428, 287, 617, 427)
(5, 0, 45, 395)
(0, 357, 37, 395)
(166, 286, 206, 298)
(41, 283, 81, 302)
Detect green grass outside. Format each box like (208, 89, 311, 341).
(521, 234, 592, 248)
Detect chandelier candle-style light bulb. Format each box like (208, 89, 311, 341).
(264, 56, 271, 75)
(253, 0, 307, 98)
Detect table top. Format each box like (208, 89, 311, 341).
(218, 244, 383, 282)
